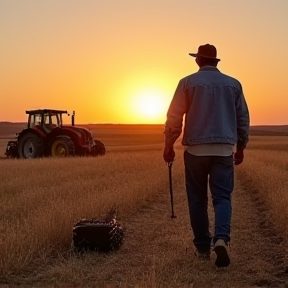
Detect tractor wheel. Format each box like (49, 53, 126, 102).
(93, 140, 106, 156)
(18, 132, 43, 159)
(51, 137, 75, 157)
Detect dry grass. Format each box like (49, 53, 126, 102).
(237, 136, 288, 236)
(89, 124, 164, 147)
(1, 129, 288, 287)
(0, 125, 183, 287)
(245, 135, 288, 151)
(0, 150, 178, 278)
(0, 139, 7, 157)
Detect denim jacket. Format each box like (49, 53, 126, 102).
(164, 66, 250, 149)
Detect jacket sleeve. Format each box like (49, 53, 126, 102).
(164, 79, 187, 147)
(236, 86, 250, 149)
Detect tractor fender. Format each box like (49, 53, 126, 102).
(61, 127, 89, 146)
(62, 127, 82, 138)
(46, 128, 84, 148)
(17, 127, 46, 140)
(17, 128, 45, 153)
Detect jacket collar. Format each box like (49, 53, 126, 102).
(199, 66, 220, 72)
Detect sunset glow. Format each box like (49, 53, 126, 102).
(131, 90, 168, 124)
(0, 1, 287, 125)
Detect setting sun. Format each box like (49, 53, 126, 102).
(130, 90, 168, 124)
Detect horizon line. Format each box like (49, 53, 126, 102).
(0, 121, 288, 127)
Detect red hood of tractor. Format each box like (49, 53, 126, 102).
(62, 125, 93, 140)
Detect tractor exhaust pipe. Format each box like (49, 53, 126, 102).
(71, 111, 75, 126)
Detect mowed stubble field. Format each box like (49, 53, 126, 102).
(0, 124, 288, 287)
(0, 124, 183, 286)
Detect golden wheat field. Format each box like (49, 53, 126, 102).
(236, 136, 288, 236)
(0, 125, 182, 286)
(0, 126, 288, 288)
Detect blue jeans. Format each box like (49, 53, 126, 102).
(184, 151, 234, 252)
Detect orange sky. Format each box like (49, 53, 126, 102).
(0, 0, 287, 125)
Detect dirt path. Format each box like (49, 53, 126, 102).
(110, 174, 288, 288)
(18, 172, 288, 288)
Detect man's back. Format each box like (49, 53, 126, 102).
(164, 66, 249, 149)
(181, 66, 248, 147)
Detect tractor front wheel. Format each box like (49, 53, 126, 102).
(51, 138, 75, 157)
(92, 140, 106, 156)
(18, 132, 43, 159)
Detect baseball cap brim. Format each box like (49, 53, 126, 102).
(189, 53, 197, 57)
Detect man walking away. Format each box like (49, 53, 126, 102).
(163, 44, 250, 267)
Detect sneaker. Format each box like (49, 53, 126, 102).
(194, 250, 211, 260)
(213, 239, 230, 267)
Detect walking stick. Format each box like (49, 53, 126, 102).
(168, 161, 177, 219)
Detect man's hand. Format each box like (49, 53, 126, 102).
(234, 148, 244, 165)
(163, 146, 175, 163)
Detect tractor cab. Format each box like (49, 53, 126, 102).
(27, 109, 67, 133)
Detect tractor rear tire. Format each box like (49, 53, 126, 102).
(51, 137, 75, 157)
(18, 132, 43, 159)
(93, 140, 106, 156)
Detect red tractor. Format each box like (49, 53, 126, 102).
(5, 109, 105, 159)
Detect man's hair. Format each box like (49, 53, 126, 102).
(198, 57, 219, 67)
